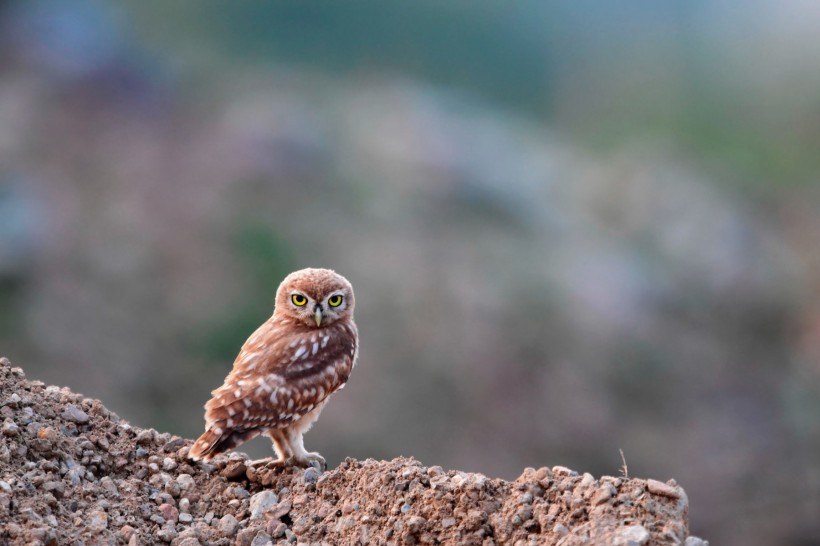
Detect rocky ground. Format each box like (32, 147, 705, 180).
(0, 357, 705, 545)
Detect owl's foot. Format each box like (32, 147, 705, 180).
(289, 452, 326, 472)
(247, 456, 286, 469)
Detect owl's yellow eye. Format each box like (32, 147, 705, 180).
(328, 295, 343, 307)
(291, 294, 308, 306)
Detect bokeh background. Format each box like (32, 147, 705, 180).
(1, 1, 819, 544)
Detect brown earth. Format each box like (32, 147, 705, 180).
(0, 357, 704, 546)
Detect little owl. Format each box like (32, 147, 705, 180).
(189, 268, 358, 470)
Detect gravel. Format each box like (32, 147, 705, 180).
(0, 357, 699, 544)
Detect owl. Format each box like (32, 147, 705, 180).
(188, 268, 358, 470)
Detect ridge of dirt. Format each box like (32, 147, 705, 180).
(0, 357, 701, 545)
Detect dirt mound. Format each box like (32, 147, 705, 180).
(0, 357, 702, 545)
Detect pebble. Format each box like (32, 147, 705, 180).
(553, 523, 569, 536)
(156, 527, 177, 542)
(178, 512, 193, 523)
(136, 430, 155, 445)
(303, 466, 321, 484)
(250, 531, 273, 546)
(176, 474, 195, 491)
(613, 524, 650, 545)
(119, 525, 136, 541)
(88, 511, 108, 530)
(441, 517, 456, 528)
(100, 477, 119, 497)
(684, 537, 709, 546)
(0, 480, 11, 493)
(42, 481, 65, 498)
(162, 458, 178, 471)
(158, 503, 179, 523)
(2, 421, 18, 436)
(61, 404, 90, 424)
(647, 479, 681, 499)
(178, 498, 191, 513)
(176, 538, 201, 546)
(249, 490, 279, 520)
(219, 514, 239, 537)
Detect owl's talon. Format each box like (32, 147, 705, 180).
(290, 452, 326, 471)
(248, 457, 285, 469)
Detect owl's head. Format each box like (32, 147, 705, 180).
(274, 268, 355, 328)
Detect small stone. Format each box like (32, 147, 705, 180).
(0, 480, 11, 493)
(552, 466, 577, 476)
(441, 517, 456, 528)
(614, 524, 650, 545)
(249, 490, 279, 520)
(162, 437, 186, 453)
(303, 466, 320, 484)
(178, 512, 193, 523)
(42, 481, 65, 498)
(136, 430, 155, 445)
(268, 521, 286, 538)
(88, 511, 108, 530)
(61, 404, 90, 424)
(250, 530, 273, 546)
(119, 525, 136, 541)
(593, 484, 615, 505)
(162, 458, 178, 472)
(178, 498, 191, 513)
(406, 516, 426, 534)
(175, 538, 201, 546)
(684, 537, 709, 546)
(218, 514, 239, 537)
(158, 503, 179, 523)
(176, 474, 195, 491)
(221, 460, 247, 480)
(0, 357, 9, 367)
(553, 523, 569, 536)
(100, 477, 119, 497)
(647, 479, 681, 499)
(268, 499, 292, 521)
(156, 527, 177, 542)
(2, 421, 18, 436)
(579, 472, 595, 487)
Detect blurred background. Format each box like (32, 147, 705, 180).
(1, 1, 819, 543)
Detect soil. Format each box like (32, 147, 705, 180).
(0, 357, 702, 545)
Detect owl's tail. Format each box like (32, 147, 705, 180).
(188, 426, 261, 461)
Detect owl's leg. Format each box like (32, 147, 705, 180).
(248, 429, 291, 468)
(285, 427, 326, 471)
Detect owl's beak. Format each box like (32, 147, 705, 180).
(314, 306, 323, 327)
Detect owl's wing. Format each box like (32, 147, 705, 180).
(189, 320, 357, 460)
